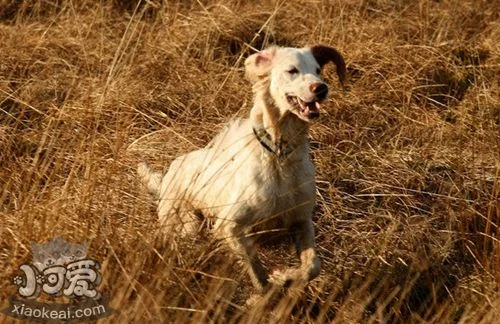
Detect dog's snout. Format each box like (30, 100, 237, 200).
(310, 83, 328, 100)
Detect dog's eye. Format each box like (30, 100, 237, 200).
(316, 67, 321, 74)
(287, 67, 299, 75)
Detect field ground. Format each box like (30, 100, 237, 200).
(0, 0, 499, 322)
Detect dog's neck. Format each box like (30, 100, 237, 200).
(250, 80, 309, 156)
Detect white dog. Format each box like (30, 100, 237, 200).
(138, 45, 346, 291)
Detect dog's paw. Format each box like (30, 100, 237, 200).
(245, 293, 264, 307)
(269, 268, 301, 287)
(137, 161, 150, 177)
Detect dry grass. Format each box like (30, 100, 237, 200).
(0, 0, 499, 322)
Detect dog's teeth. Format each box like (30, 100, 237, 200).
(298, 100, 307, 111)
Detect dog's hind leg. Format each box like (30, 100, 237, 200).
(156, 157, 201, 238)
(138, 162, 162, 200)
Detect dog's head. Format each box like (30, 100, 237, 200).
(245, 45, 346, 122)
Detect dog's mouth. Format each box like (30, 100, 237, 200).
(286, 95, 321, 120)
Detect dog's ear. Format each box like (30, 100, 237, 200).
(245, 47, 276, 82)
(310, 45, 346, 86)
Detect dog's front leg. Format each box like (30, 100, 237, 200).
(223, 225, 269, 291)
(270, 219, 320, 286)
(292, 219, 321, 281)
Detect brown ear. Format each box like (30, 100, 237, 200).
(310, 45, 346, 86)
(244, 47, 277, 83)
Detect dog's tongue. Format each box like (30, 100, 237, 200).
(304, 101, 320, 118)
(306, 101, 320, 112)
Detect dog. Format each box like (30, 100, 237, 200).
(138, 45, 346, 291)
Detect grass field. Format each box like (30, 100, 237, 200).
(0, 0, 498, 322)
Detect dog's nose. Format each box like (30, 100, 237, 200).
(309, 83, 328, 100)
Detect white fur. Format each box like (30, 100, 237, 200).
(138, 45, 346, 291)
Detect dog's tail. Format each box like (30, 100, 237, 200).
(137, 162, 162, 200)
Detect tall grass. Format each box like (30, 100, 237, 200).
(0, 0, 498, 322)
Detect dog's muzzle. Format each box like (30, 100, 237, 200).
(287, 82, 328, 120)
(310, 82, 328, 101)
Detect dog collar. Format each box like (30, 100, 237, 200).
(252, 127, 293, 158)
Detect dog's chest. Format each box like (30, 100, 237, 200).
(250, 158, 313, 222)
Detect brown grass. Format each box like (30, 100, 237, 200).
(0, 0, 499, 322)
